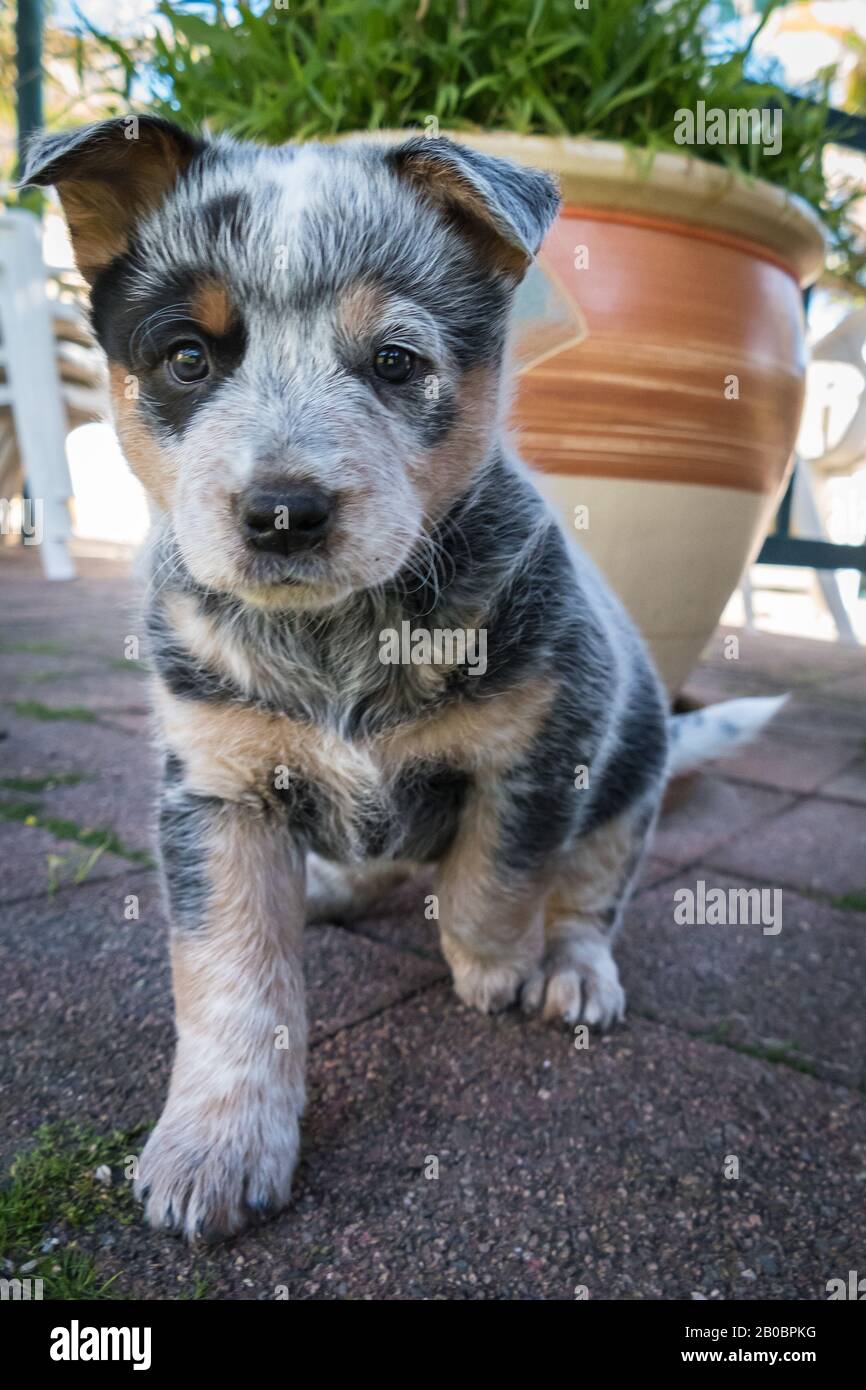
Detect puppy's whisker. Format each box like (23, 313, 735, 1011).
(129, 304, 191, 362)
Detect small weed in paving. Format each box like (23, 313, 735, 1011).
(0, 640, 71, 656)
(0, 773, 90, 794)
(46, 844, 108, 894)
(18, 669, 88, 685)
(0, 799, 153, 863)
(9, 700, 98, 723)
(706, 1022, 820, 1078)
(833, 889, 866, 913)
(0, 798, 155, 882)
(108, 658, 149, 675)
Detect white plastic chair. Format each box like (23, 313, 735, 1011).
(0, 207, 76, 579)
(743, 307, 866, 643)
(801, 307, 866, 476)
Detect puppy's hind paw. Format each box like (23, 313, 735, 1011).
(521, 933, 625, 1031)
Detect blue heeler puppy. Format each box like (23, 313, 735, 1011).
(23, 117, 783, 1241)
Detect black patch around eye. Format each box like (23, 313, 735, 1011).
(90, 254, 248, 436)
(378, 265, 511, 371)
(147, 320, 247, 436)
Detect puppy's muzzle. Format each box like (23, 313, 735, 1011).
(241, 485, 332, 556)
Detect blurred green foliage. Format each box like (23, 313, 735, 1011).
(77, 0, 866, 284)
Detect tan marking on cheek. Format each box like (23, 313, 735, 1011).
(189, 278, 235, 337)
(109, 363, 176, 509)
(417, 364, 500, 517)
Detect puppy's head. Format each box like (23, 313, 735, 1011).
(24, 118, 559, 609)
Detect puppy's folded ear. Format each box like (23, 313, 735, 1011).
(385, 136, 560, 280)
(20, 115, 203, 283)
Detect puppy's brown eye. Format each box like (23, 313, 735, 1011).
(373, 345, 415, 384)
(167, 342, 209, 384)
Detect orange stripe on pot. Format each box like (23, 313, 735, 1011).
(511, 211, 807, 496)
(559, 204, 801, 283)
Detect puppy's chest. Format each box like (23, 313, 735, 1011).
(156, 656, 474, 864)
(156, 593, 552, 862)
(267, 674, 472, 862)
(280, 744, 470, 864)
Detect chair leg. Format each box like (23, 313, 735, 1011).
(0, 209, 75, 580)
(740, 567, 756, 628)
(792, 459, 858, 644)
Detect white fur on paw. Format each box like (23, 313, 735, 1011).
(451, 957, 525, 1014)
(522, 937, 625, 1030)
(134, 1095, 300, 1242)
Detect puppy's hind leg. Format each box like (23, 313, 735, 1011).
(305, 853, 416, 924)
(522, 800, 657, 1030)
(435, 776, 547, 1015)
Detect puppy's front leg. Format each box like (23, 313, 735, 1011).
(136, 773, 306, 1241)
(436, 775, 547, 1015)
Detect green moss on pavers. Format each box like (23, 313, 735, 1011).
(0, 799, 154, 867)
(9, 700, 98, 723)
(177, 1277, 211, 1300)
(0, 1126, 213, 1302)
(704, 1022, 821, 1078)
(0, 797, 42, 820)
(0, 773, 90, 793)
(833, 890, 866, 913)
(726, 1041, 822, 1080)
(0, 1124, 141, 1300)
(631, 1011, 828, 1084)
(107, 659, 149, 675)
(0, 640, 71, 656)
(17, 669, 87, 685)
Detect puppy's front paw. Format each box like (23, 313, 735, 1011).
(445, 942, 528, 1014)
(521, 933, 625, 1030)
(135, 1093, 301, 1242)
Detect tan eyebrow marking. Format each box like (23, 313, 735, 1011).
(336, 280, 387, 338)
(189, 277, 236, 337)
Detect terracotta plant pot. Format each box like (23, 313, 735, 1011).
(455, 135, 826, 692)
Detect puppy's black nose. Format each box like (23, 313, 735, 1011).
(241, 486, 332, 554)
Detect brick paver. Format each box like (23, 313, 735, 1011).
(1, 550, 863, 1300)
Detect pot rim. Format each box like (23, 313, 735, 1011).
(354, 130, 826, 287)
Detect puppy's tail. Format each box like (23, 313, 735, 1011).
(667, 694, 788, 777)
